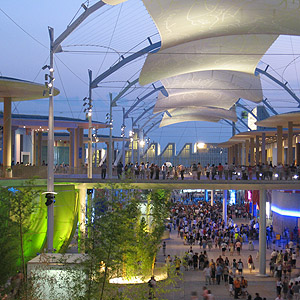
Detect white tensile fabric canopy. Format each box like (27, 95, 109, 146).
(142, 0, 300, 50)
(153, 70, 263, 113)
(159, 106, 238, 128)
(105, 0, 300, 127)
(139, 34, 277, 85)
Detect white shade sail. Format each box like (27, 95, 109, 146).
(153, 70, 263, 112)
(103, 0, 127, 5)
(159, 106, 237, 128)
(139, 34, 277, 85)
(142, 0, 300, 50)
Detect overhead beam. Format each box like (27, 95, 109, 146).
(91, 41, 161, 88)
(124, 86, 164, 119)
(133, 105, 155, 127)
(53, 1, 106, 53)
(256, 67, 300, 106)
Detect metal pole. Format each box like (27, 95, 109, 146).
(122, 107, 125, 167)
(137, 128, 140, 164)
(88, 70, 93, 179)
(47, 27, 54, 252)
(94, 129, 98, 167)
(223, 190, 227, 226)
(258, 189, 267, 276)
(131, 118, 134, 163)
(108, 94, 113, 178)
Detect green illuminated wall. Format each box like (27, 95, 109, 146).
(23, 185, 78, 262)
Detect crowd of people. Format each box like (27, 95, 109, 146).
(159, 199, 299, 300)
(103, 161, 300, 181)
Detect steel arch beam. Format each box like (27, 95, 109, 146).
(223, 120, 241, 134)
(91, 41, 161, 88)
(133, 105, 155, 127)
(237, 117, 252, 131)
(262, 98, 278, 115)
(256, 67, 300, 106)
(53, 1, 106, 53)
(124, 86, 165, 119)
(140, 113, 162, 131)
(144, 119, 162, 136)
(236, 102, 257, 120)
(111, 78, 139, 107)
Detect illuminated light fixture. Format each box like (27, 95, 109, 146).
(293, 175, 299, 179)
(259, 173, 263, 177)
(23, 126, 26, 128)
(139, 140, 145, 147)
(42, 191, 57, 207)
(129, 130, 134, 137)
(42, 65, 54, 72)
(274, 173, 279, 178)
(88, 110, 92, 117)
(271, 205, 300, 218)
(237, 172, 241, 176)
(197, 142, 205, 149)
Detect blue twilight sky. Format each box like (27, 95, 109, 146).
(1, 0, 300, 151)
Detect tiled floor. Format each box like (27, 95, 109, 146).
(156, 219, 300, 300)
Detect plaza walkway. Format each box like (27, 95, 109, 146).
(156, 218, 300, 300)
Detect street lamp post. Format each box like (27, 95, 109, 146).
(108, 93, 113, 179)
(121, 107, 126, 167)
(46, 26, 55, 252)
(87, 70, 93, 179)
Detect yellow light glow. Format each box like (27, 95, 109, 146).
(197, 142, 206, 149)
(109, 272, 167, 285)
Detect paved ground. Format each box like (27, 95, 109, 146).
(156, 218, 300, 300)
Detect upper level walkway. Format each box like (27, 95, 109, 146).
(1, 176, 300, 191)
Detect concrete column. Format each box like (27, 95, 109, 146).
(250, 137, 255, 166)
(241, 142, 245, 166)
(223, 190, 227, 226)
(258, 189, 267, 276)
(15, 132, 20, 164)
(261, 133, 266, 164)
(277, 126, 283, 165)
(68, 128, 74, 170)
(245, 140, 250, 166)
(234, 144, 238, 165)
(288, 121, 293, 165)
(3, 97, 12, 177)
(37, 131, 42, 166)
(255, 135, 260, 164)
(74, 127, 79, 170)
(78, 185, 86, 253)
(238, 143, 242, 165)
(79, 128, 84, 167)
(210, 190, 214, 206)
(31, 130, 36, 165)
(227, 147, 232, 164)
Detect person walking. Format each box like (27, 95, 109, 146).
(162, 241, 166, 256)
(248, 255, 254, 273)
(148, 275, 156, 299)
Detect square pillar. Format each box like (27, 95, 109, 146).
(255, 135, 260, 164)
(245, 139, 250, 166)
(31, 130, 36, 165)
(277, 126, 283, 165)
(3, 97, 12, 177)
(37, 131, 43, 166)
(250, 137, 255, 166)
(74, 127, 79, 170)
(288, 121, 293, 165)
(258, 189, 267, 276)
(68, 128, 74, 169)
(241, 142, 245, 166)
(261, 133, 266, 164)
